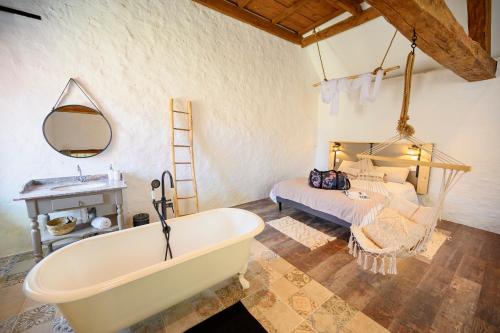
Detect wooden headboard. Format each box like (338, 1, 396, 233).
(328, 141, 433, 195)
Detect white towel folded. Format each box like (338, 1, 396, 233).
(344, 190, 370, 200)
(91, 217, 112, 230)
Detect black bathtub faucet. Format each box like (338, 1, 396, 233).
(151, 170, 174, 260)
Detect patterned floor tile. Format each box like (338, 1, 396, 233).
(162, 298, 202, 333)
(244, 305, 278, 333)
(293, 321, 316, 333)
(191, 289, 223, 319)
(249, 250, 293, 286)
(0, 315, 17, 333)
(285, 269, 312, 288)
(307, 295, 358, 333)
(243, 289, 303, 333)
(250, 240, 270, 260)
(52, 317, 73, 333)
(12, 304, 56, 333)
(266, 256, 295, 276)
(19, 299, 45, 315)
(0, 284, 25, 322)
(129, 313, 165, 333)
(0, 253, 33, 279)
(214, 279, 248, 308)
(289, 280, 333, 318)
(0, 272, 27, 289)
(270, 275, 300, 302)
(8, 260, 34, 277)
(289, 290, 320, 318)
(18, 321, 52, 333)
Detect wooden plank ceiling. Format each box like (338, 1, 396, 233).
(194, 0, 375, 45)
(194, 0, 496, 81)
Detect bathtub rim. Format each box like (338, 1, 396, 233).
(23, 208, 264, 304)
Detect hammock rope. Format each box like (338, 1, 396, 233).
(313, 28, 328, 82)
(397, 29, 417, 137)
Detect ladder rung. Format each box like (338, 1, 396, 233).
(173, 127, 189, 131)
(174, 145, 191, 148)
(175, 162, 191, 164)
(173, 110, 189, 114)
(176, 179, 193, 182)
(178, 195, 196, 200)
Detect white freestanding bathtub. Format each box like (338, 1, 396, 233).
(24, 208, 264, 333)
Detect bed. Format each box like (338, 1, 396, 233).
(270, 178, 419, 227)
(269, 140, 431, 227)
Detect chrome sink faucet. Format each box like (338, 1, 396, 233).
(77, 165, 86, 182)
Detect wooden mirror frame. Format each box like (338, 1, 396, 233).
(42, 104, 112, 159)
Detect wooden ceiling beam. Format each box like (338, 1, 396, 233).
(272, 0, 309, 24)
(467, 0, 491, 54)
(301, 7, 380, 47)
(326, 0, 362, 15)
(237, 0, 252, 8)
(194, 0, 301, 44)
(366, 0, 496, 81)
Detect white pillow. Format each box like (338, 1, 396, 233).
(358, 169, 385, 182)
(338, 159, 373, 172)
(389, 196, 419, 220)
(342, 167, 360, 179)
(376, 166, 410, 184)
(338, 160, 358, 172)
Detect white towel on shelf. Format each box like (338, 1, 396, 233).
(91, 217, 112, 230)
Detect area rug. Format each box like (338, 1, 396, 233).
(418, 229, 451, 260)
(185, 301, 266, 333)
(267, 216, 335, 250)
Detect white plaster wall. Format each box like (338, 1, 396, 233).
(312, 63, 500, 234)
(0, 0, 318, 256)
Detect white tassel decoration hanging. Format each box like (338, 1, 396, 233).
(363, 253, 369, 270)
(371, 257, 378, 273)
(353, 243, 358, 258)
(357, 251, 363, 265)
(388, 256, 397, 274)
(378, 256, 386, 275)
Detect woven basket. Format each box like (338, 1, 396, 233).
(47, 217, 77, 236)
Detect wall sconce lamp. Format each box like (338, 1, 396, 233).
(406, 144, 422, 176)
(332, 142, 341, 168)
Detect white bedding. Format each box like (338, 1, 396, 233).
(269, 178, 419, 225)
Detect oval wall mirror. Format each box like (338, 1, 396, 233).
(43, 104, 112, 158)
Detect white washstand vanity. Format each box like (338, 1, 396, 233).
(14, 175, 127, 262)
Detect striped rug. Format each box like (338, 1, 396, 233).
(267, 216, 335, 250)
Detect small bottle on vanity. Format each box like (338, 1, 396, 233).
(107, 164, 114, 182)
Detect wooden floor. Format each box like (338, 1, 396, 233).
(235, 199, 500, 333)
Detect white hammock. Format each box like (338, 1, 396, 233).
(347, 134, 470, 274)
(347, 30, 471, 274)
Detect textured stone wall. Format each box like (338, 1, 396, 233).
(0, 0, 318, 256)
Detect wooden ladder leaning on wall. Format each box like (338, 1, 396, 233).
(169, 98, 199, 217)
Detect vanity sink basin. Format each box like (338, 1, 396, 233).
(51, 182, 108, 192)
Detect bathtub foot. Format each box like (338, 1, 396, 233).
(238, 265, 250, 290)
